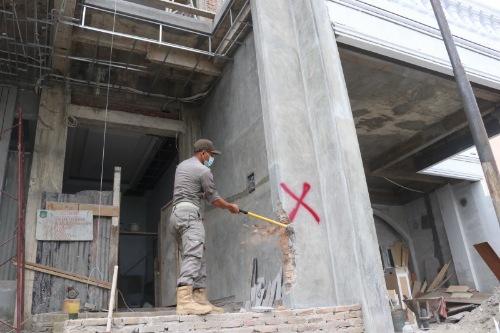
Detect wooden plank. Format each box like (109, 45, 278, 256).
(46, 201, 119, 217)
(427, 261, 451, 292)
(388, 289, 399, 307)
(109, 167, 121, 286)
(384, 268, 399, 291)
(46, 201, 78, 211)
(420, 280, 428, 294)
(159, 0, 215, 19)
(399, 276, 411, 300)
(17, 261, 111, 289)
(450, 292, 473, 299)
(435, 274, 453, 290)
(390, 242, 403, 267)
(33, 191, 113, 313)
(446, 285, 470, 293)
(79, 204, 120, 217)
(402, 246, 409, 267)
(473, 242, 500, 280)
(412, 280, 422, 298)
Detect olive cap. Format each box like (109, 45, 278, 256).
(193, 139, 221, 155)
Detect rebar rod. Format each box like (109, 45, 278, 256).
(15, 106, 25, 333)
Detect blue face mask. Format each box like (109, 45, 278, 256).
(204, 155, 214, 168)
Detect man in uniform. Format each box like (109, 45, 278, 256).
(170, 139, 239, 315)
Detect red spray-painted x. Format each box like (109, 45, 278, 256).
(280, 182, 320, 224)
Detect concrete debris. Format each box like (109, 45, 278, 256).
(276, 201, 296, 291)
(422, 287, 500, 333)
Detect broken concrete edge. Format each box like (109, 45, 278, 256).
(59, 304, 362, 328)
(276, 200, 296, 292)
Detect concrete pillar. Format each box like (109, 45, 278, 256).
(250, 0, 393, 331)
(24, 85, 68, 315)
(0, 87, 17, 209)
(179, 106, 201, 160)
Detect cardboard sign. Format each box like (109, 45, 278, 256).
(36, 210, 93, 241)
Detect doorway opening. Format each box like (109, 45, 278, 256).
(63, 125, 178, 308)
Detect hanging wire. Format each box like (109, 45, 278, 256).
(383, 177, 425, 194)
(89, 0, 118, 289)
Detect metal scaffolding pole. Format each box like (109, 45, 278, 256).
(431, 0, 500, 225)
(15, 106, 25, 333)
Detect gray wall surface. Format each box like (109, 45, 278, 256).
(435, 181, 500, 292)
(250, 0, 394, 331)
(147, 160, 177, 232)
(373, 198, 455, 285)
(199, 32, 282, 302)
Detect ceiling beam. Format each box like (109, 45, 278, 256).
(68, 104, 186, 136)
(414, 110, 500, 171)
(367, 169, 449, 184)
(146, 45, 221, 76)
(72, 30, 221, 77)
(369, 103, 496, 174)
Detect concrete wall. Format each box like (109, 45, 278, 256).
(146, 160, 177, 232)
(199, 32, 282, 302)
(0, 280, 16, 321)
(435, 180, 500, 292)
(373, 196, 455, 284)
(374, 177, 500, 293)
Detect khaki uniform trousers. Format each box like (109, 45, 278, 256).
(170, 204, 207, 288)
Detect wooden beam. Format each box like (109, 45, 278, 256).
(68, 104, 186, 136)
(159, 0, 216, 19)
(46, 201, 120, 217)
(16, 261, 111, 289)
(109, 167, 121, 295)
(473, 242, 500, 280)
(146, 46, 221, 77)
(369, 105, 495, 173)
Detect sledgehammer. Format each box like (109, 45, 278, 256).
(239, 209, 288, 228)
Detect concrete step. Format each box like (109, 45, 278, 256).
(60, 304, 363, 333)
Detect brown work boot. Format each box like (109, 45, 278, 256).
(193, 288, 224, 313)
(176, 286, 212, 315)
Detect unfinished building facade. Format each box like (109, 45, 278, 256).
(0, 0, 499, 333)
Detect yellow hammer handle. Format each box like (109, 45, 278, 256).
(247, 211, 288, 228)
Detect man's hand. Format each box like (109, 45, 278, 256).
(212, 198, 239, 214)
(227, 203, 239, 214)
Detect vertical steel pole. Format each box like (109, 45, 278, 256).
(15, 106, 25, 333)
(431, 0, 500, 224)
